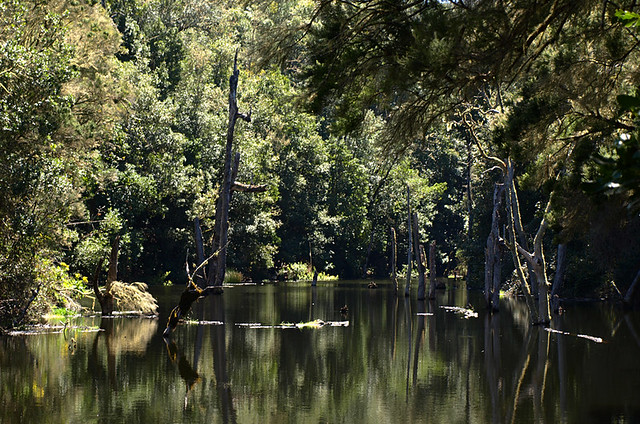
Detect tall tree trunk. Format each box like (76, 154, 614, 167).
(390, 227, 398, 293)
(413, 213, 426, 300)
(405, 185, 412, 297)
(194, 218, 206, 287)
(485, 183, 504, 311)
(208, 52, 252, 290)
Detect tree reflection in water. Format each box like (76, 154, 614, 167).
(3, 282, 640, 423)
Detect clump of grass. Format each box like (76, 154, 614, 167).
(110, 281, 158, 315)
(224, 269, 244, 283)
(277, 262, 338, 282)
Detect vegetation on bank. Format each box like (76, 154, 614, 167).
(1, 0, 639, 329)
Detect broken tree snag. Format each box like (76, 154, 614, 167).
(390, 227, 398, 293)
(208, 51, 253, 290)
(413, 213, 426, 300)
(428, 241, 437, 299)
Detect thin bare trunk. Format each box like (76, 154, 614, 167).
(551, 243, 567, 313)
(405, 185, 412, 297)
(428, 241, 437, 299)
(413, 213, 426, 300)
(390, 227, 398, 293)
(194, 218, 206, 287)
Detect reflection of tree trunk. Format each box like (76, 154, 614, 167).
(484, 313, 500, 424)
(412, 300, 426, 385)
(533, 327, 550, 423)
(404, 296, 412, 400)
(99, 319, 117, 387)
(391, 296, 399, 360)
(210, 295, 236, 424)
(508, 327, 534, 424)
(556, 318, 568, 421)
(623, 269, 640, 308)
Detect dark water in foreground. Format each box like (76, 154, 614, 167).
(2, 281, 640, 423)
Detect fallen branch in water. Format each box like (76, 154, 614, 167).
(545, 327, 603, 343)
(440, 306, 478, 319)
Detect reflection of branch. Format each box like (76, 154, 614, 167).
(163, 338, 201, 398)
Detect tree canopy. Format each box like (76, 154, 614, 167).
(1, 0, 640, 327)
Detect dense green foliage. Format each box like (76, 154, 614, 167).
(1, 0, 640, 327)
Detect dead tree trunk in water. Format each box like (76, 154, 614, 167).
(485, 183, 504, 311)
(207, 52, 265, 291)
(208, 52, 250, 291)
(164, 54, 266, 337)
(505, 159, 551, 325)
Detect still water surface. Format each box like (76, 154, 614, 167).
(2, 281, 640, 423)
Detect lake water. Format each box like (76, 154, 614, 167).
(2, 280, 640, 423)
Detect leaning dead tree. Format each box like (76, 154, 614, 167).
(163, 53, 265, 337)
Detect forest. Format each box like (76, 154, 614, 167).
(1, 0, 640, 330)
